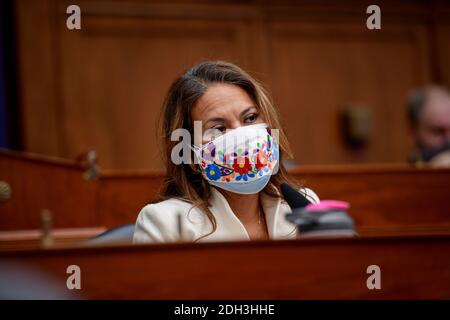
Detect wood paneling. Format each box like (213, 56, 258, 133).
(0, 149, 100, 230)
(1, 235, 450, 299)
(266, 23, 430, 164)
(58, 15, 250, 169)
(14, 0, 450, 169)
(435, 24, 450, 86)
(1, 150, 450, 231)
(15, 0, 62, 156)
(0, 227, 106, 250)
(290, 164, 450, 227)
(97, 173, 163, 228)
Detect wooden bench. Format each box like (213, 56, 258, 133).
(1, 149, 450, 232)
(1, 234, 449, 299)
(0, 227, 107, 251)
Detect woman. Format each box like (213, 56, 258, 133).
(133, 61, 319, 243)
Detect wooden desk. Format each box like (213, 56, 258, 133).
(291, 164, 450, 228)
(1, 235, 449, 299)
(0, 227, 107, 250)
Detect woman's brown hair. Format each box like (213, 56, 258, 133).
(155, 61, 298, 240)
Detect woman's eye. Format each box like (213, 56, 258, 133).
(212, 126, 226, 132)
(244, 113, 258, 123)
(203, 126, 225, 142)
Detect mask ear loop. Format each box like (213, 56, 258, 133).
(188, 144, 202, 167)
(189, 144, 202, 153)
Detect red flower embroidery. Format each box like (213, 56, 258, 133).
(255, 152, 267, 171)
(233, 157, 252, 175)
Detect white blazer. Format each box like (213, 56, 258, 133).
(133, 187, 320, 243)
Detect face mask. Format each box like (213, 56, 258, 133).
(192, 123, 279, 194)
(420, 140, 450, 162)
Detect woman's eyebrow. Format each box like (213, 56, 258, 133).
(240, 106, 257, 117)
(204, 117, 225, 127)
(203, 106, 256, 126)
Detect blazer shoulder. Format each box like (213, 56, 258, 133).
(143, 197, 195, 213)
(133, 198, 198, 243)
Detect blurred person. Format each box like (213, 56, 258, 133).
(407, 85, 450, 167)
(0, 262, 80, 299)
(133, 61, 319, 243)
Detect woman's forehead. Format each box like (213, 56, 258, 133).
(192, 83, 256, 120)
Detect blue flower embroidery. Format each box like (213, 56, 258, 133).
(257, 167, 269, 176)
(205, 164, 221, 181)
(235, 172, 255, 181)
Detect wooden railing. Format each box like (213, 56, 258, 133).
(1, 149, 450, 232)
(1, 234, 449, 299)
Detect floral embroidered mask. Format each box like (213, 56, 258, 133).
(192, 123, 279, 194)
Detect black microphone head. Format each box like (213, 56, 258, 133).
(281, 183, 311, 210)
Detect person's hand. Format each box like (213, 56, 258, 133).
(430, 150, 450, 168)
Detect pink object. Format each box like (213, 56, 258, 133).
(305, 200, 350, 212)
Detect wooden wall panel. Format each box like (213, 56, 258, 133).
(265, 23, 431, 164)
(290, 165, 450, 228)
(433, 3, 450, 87)
(14, 0, 62, 156)
(97, 173, 163, 228)
(0, 150, 100, 230)
(57, 15, 251, 169)
(14, 0, 449, 169)
(435, 25, 450, 87)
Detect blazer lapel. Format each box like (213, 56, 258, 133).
(260, 192, 297, 240)
(207, 188, 250, 241)
(207, 187, 297, 241)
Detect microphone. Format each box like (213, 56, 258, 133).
(281, 183, 357, 238)
(280, 183, 311, 209)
